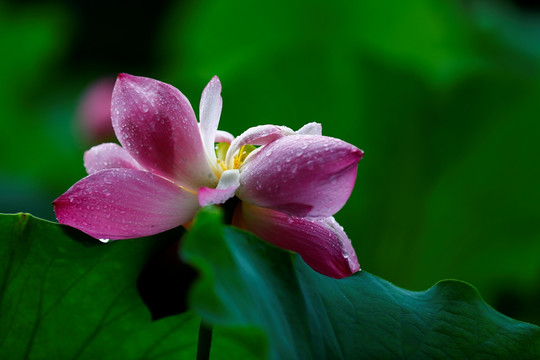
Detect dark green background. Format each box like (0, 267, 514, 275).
(1, 0, 539, 325)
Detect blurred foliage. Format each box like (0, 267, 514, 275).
(1, 0, 540, 325)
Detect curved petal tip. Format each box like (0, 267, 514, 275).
(239, 203, 360, 279)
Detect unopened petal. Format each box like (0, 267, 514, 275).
(54, 168, 199, 240)
(238, 203, 360, 279)
(84, 143, 142, 174)
(199, 76, 223, 169)
(296, 122, 322, 135)
(225, 124, 294, 168)
(111, 73, 216, 189)
(215, 130, 234, 143)
(198, 169, 240, 206)
(237, 135, 363, 218)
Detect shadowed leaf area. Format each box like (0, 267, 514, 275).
(182, 207, 540, 360)
(1, 211, 539, 359)
(0, 213, 198, 360)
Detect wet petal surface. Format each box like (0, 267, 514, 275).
(54, 168, 199, 240)
(84, 143, 142, 174)
(111, 73, 216, 189)
(237, 135, 363, 217)
(238, 203, 360, 279)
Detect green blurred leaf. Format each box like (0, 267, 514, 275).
(159, 0, 540, 324)
(0, 213, 199, 359)
(0, 4, 84, 220)
(182, 207, 540, 359)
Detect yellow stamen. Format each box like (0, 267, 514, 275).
(233, 145, 256, 169)
(217, 158, 227, 171)
(212, 142, 231, 178)
(213, 142, 256, 177)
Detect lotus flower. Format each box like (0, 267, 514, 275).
(77, 77, 115, 143)
(54, 74, 364, 278)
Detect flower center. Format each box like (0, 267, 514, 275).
(214, 142, 255, 177)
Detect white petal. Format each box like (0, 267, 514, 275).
(199, 76, 223, 170)
(216, 169, 240, 190)
(198, 169, 240, 206)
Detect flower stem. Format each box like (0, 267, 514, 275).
(196, 199, 236, 359)
(197, 320, 213, 360)
(222, 196, 240, 225)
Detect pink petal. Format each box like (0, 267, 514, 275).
(111, 73, 217, 189)
(84, 143, 142, 174)
(225, 125, 294, 168)
(198, 169, 240, 206)
(238, 203, 360, 279)
(53, 168, 199, 240)
(237, 135, 363, 218)
(199, 76, 223, 167)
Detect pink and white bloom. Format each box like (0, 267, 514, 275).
(54, 74, 364, 278)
